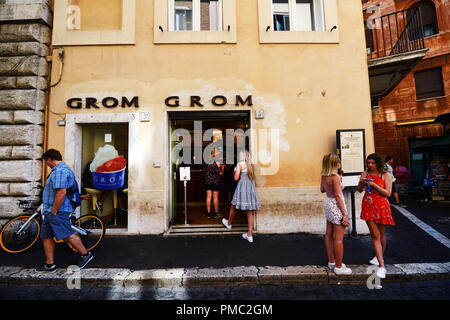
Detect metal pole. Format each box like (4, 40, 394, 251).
(184, 180, 188, 225)
(350, 189, 359, 239)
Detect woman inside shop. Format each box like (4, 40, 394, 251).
(204, 149, 224, 218)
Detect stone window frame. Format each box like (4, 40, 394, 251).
(52, 0, 136, 46)
(64, 112, 138, 232)
(257, 0, 339, 43)
(154, 0, 237, 44)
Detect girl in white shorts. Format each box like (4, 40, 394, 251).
(320, 153, 352, 275)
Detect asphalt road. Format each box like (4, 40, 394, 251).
(1, 279, 449, 300)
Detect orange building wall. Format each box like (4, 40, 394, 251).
(362, 0, 449, 166)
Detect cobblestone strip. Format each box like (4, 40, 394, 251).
(1, 262, 449, 287)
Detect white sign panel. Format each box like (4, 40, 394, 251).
(180, 167, 191, 181)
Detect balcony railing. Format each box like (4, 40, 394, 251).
(365, 7, 425, 60)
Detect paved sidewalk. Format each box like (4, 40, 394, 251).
(0, 201, 449, 287)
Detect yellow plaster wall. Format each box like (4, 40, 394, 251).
(47, 0, 374, 234)
(68, 0, 122, 31)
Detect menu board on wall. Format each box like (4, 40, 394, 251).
(336, 129, 366, 185)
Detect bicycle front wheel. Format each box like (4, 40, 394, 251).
(0, 215, 40, 253)
(68, 214, 105, 253)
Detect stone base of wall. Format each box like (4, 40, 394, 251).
(256, 187, 369, 235)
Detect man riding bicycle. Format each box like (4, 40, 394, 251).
(37, 149, 93, 272)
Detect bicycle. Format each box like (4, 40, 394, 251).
(0, 193, 105, 254)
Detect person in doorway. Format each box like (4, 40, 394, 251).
(384, 156, 405, 207)
(222, 150, 260, 243)
(204, 149, 223, 218)
(37, 149, 93, 272)
(320, 153, 352, 275)
(423, 166, 434, 202)
(358, 153, 395, 279)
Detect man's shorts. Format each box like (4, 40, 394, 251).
(40, 212, 74, 241)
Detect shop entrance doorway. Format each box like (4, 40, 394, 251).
(169, 111, 251, 228)
(81, 123, 129, 228)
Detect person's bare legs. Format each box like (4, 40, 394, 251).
(393, 192, 400, 205)
(324, 221, 335, 264)
(42, 238, 55, 265)
(366, 221, 385, 267)
(332, 224, 346, 268)
(378, 223, 387, 254)
(246, 210, 254, 237)
(99, 190, 110, 206)
(206, 190, 212, 215)
(213, 191, 220, 214)
(227, 205, 236, 226)
(65, 234, 87, 255)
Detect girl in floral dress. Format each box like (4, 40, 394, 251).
(320, 153, 352, 275)
(358, 153, 394, 279)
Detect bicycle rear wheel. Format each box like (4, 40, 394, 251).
(68, 214, 105, 253)
(0, 215, 40, 253)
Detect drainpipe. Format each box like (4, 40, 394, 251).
(42, 48, 65, 186)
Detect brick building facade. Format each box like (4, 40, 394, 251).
(362, 0, 449, 190)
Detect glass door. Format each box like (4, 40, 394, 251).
(169, 119, 178, 226)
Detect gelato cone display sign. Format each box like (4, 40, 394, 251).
(90, 145, 127, 190)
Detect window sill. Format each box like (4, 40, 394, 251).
(154, 30, 236, 44)
(258, 30, 339, 44)
(424, 32, 441, 39)
(415, 95, 447, 102)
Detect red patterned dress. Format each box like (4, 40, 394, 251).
(361, 174, 395, 225)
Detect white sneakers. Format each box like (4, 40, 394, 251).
(369, 257, 387, 278)
(242, 233, 253, 243)
(329, 258, 386, 278)
(222, 218, 232, 230)
(376, 267, 386, 279)
(222, 218, 253, 243)
(370, 256, 380, 266)
(334, 263, 352, 275)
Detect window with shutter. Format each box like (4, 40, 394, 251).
(414, 67, 445, 100)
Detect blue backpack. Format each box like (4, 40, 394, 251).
(67, 175, 81, 209)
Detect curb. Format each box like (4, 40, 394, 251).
(1, 262, 450, 288)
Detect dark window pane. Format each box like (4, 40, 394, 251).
(410, 1, 438, 36)
(414, 67, 445, 99)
